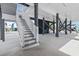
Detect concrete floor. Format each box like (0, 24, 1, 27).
(0, 31, 77, 56)
(59, 39, 79, 56)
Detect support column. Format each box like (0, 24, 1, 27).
(43, 17, 45, 34)
(1, 19, 4, 41)
(53, 20, 55, 33)
(55, 13, 59, 37)
(0, 4, 2, 19)
(0, 4, 5, 41)
(34, 3, 38, 26)
(70, 20, 72, 33)
(34, 3, 39, 43)
(65, 18, 67, 34)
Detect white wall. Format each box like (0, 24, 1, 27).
(2, 13, 16, 20)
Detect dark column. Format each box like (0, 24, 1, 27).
(1, 19, 4, 41)
(34, 3, 38, 26)
(53, 20, 55, 33)
(55, 13, 59, 37)
(43, 17, 45, 34)
(0, 4, 5, 41)
(0, 4, 2, 18)
(65, 18, 67, 34)
(34, 3, 38, 42)
(70, 20, 72, 33)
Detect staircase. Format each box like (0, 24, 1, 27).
(16, 14, 39, 49)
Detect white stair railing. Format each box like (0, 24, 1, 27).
(16, 14, 25, 47)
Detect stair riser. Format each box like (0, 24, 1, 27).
(22, 43, 39, 49)
(23, 42, 37, 48)
(24, 40, 36, 45)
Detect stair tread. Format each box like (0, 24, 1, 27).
(24, 32, 32, 35)
(24, 34, 33, 36)
(23, 30, 31, 32)
(23, 29, 30, 30)
(24, 38, 36, 42)
(24, 33, 33, 35)
(24, 35, 34, 38)
(24, 36, 35, 39)
(24, 29, 30, 31)
(23, 27, 29, 28)
(24, 34, 33, 37)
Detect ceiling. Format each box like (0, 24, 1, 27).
(1, 3, 16, 15)
(1, 3, 79, 21)
(28, 3, 79, 21)
(38, 3, 79, 21)
(1, 3, 16, 21)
